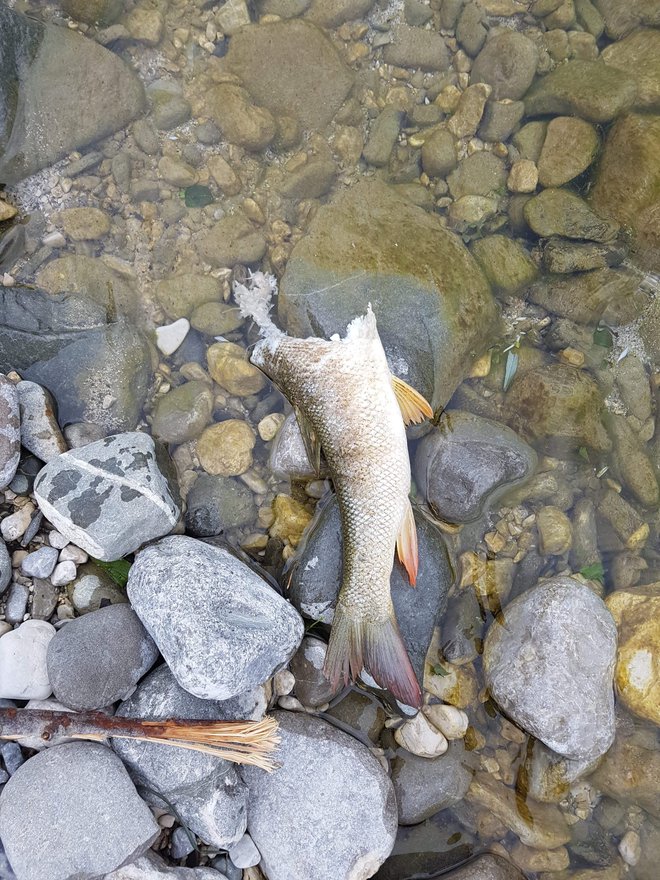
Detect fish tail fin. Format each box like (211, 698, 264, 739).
(323, 603, 422, 708)
(233, 272, 282, 339)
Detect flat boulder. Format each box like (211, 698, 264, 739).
(278, 179, 499, 409)
(524, 60, 637, 123)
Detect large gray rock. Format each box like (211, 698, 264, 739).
(0, 742, 159, 880)
(104, 851, 224, 879)
(413, 412, 537, 523)
(278, 179, 499, 410)
(0, 375, 20, 489)
(392, 740, 474, 824)
(34, 432, 180, 561)
(47, 604, 159, 710)
(242, 712, 397, 880)
(127, 536, 304, 700)
(483, 577, 617, 761)
(112, 664, 258, 849)
(0, 6, 145, 183)
(287, 494, 451, 688)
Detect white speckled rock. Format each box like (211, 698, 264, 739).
(241, 712, 397, 880)
(16, 380, 67, 462)
(0, 742, 159, 880)
(0, 620, 55, 700)
(112, 664, 261, 849)
(483, 577, 617, 761)
(47, 604, 159, 710)
(33, 432, 180, 561)
(0, 374, 20, 489)
(127, 535, 304, 700)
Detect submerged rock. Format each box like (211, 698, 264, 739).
(34, 432, 180, 561)
(127, 535, 303, 700)
(242, 711, 397, 880)
(113, 664, 255, 849)
(287, 494, 451, 687)
(524, 189, 618, 242)
(427, 854, 525, 880)
(537, 116, 600, 187)
(0, 742, 158, 880)
(392, 740, 474, 824)
(483, 577, 617, 761)
(590, 725, 660, 818)
(0, 6, 144, 183)
(413, 412, 537, 523)
(524, 60, 636, 123)
(527, 267, 640, 325)
(470, 32, 539, 100)
(279, 179, 498, 410)
(601, 28, 660, 111)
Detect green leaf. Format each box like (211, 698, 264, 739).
(503, 350, 519, 392)
(431, 663, 450, 677)
(184, 185, 214, 208)
(578, 446, 589, 462)
(593, 326, 613, 348)
(93, 558, 131, 588)
(579, 562, 605, 584)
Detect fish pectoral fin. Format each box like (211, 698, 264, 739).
(391, 375, 433, 425)
(323, 603, 422, 708)
(396, 499, 419, 586)
(293, 406, 322, 476)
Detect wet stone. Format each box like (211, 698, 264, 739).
(440, 588, 483, 665)
(524, 188, 619, 242)
(196, 420, 256, 477)
(16, 381, 67, 462)
(36, 254, 137, 320)
(537, 116, 600, 187)
(241, 711, 397, 880)
(54, 207, 111, 241)
(0, 742, 159, 880)
(185, 474, 256, 537)
(150, 93, 191, 131)
(47, 604, 158, 711)
(512, 120, 548, 161)
(197, 214, 267, 268)
(447, 152, 507, 200)
(392, 739, 474, 825)
(0, 620, 54, 700)
(363, 108, 402, 168)
(288, 494, 451, 687)
(0, 375, 20, 490)
(478, 100, 525, 142)
(601, 28, 660, 112)
(590, 727, 660, 819)
(127, 535, 304, 700)
(524, 60, 637, 122)
(483, 577, 617, 761)
(33, 432, 180, 562)
(155, 274, 221, 320)
(456, 2, 488, 57)
(470, 32, 540, 100)
(413, 412, 537, 523)
(190, 301, 243, 336)
(421, 128, 458, 179)
(326, 691, 386, 744)
(470, 235, 538, 296)
(382, 24, 451, 71)
(151, 381, 214, 446)
(113, 664, 253, 850)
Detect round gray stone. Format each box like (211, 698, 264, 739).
(392, 739, 475, 824)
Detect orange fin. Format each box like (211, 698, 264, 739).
(396, 499, 419, 586)
(323, 603, 422, 708)
(391, 375, 433, 425)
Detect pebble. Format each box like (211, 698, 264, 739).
(47, 604, 159, 710)
(185, 474, 256, 536)
(536, 506, 572, 555)
(422, 703, 469, 740)
(151, 381, 214, 446)
(0, 742, 159, 880)
(155, 318, 190, 356)
(0, 375, 20, 490)
(4, 583, 29, 625)
(228, 834, 261, 869)
(0, 620, 55, 700)
(20, 546, 58, 579)
(0, 540, 11, 594)
(47, 530, 69, 550)
(257, 412, 285, 442)
(58, 544, 87, 564)
(157, 156, 197, 188)
(207, 341, 267, 397)
(15, 381, 67, 462)
(34, 432, 180, 561)
(1, 505, 35, 542)
(50, 560, 77, 586)
(124, 7, 165, 45)
(54, 207, 111, 241)
(508, 159, 539, 193)
(394, 711, 449, 758)
(197, 420, 256, 477)
(448, 82, 492, 138)
(30, 578, 58, 620)
(208, 155, 242, 195)
(0, 742, 24, 776)
(471, 31, 539, 100)
(618, 830, 641, 866)
(127, 535, 304, 700)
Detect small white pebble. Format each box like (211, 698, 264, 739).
(157, 813, 176, 829)
(394, 712, 448, 758)
(619, 830, 641, 866)
(277, 695, 303, 711)
(58, 545, 88, 564)
(422, 703, 469, 740)
(155, 318, 190, 356)
(2, 273, 15, 287)
(50, 561, 77, 587)
(257, 412, 285, 442)
(42, 231, 67, 248)
(273, 669, 295, 697)
(48, 531, 70, 550)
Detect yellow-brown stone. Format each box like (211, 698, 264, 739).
(606, 585, 660, 725)
(269, 494, 312, 547)
(207, 341, 266, 397)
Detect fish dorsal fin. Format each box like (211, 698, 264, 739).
(293, 406, 322, 476)
(391, 375, 433, 425)
(396, 498, 419, 586)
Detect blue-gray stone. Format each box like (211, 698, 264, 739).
(0, 541, 10, 595)
(127, 536, 304, 700)
(0, 744, 23, 777)
(391, 740, 475, 824)
(4, 584, 28, 626)
(0, 742, 159, 880)
(20, 546, 58, 579)
(34, 432, 180, 561)
(47, 604, 159, 711)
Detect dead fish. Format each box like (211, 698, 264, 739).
(234, 273, 432, 708)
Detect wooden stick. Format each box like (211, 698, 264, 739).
(0, 708, 280, 771)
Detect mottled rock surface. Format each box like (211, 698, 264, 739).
(0, 375, 20, 490)
(242, 712, 397, 880)
(127, 536, 304, 700)
(524, 60, 637, 122)
(0, 742, 159, 880)
(34, 432, 180, 561)
(483, 577, 617, 760)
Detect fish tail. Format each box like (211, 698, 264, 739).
(323, 603, 422, 708)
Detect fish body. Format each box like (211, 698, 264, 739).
(235, 275, 429, 707)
